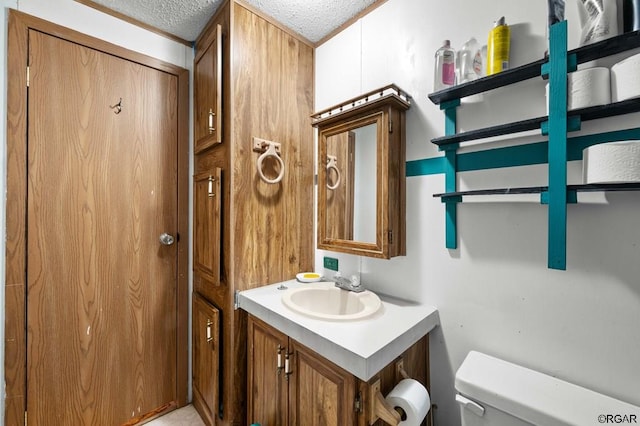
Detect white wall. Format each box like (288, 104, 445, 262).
(1, 1, 193, 422)
(315, 0, 640, 424)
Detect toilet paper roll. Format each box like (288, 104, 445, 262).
(611, 52, 640, 102)
(583, 141, 640, 184)
(385, 379, 430, 426)
(545, 67, 610, 114)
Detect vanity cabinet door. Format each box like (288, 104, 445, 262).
(194, 23, 222, 153)
(247, 316, 358, 426)
(193, 168, 222, 285)
(192, 294, 220, 425)
(288, 340, 357, 426)
(247, 316, 289, 426)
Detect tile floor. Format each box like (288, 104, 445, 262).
(146, 405, 205, 426)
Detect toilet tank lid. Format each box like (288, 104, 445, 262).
(455, 351, 640, 426)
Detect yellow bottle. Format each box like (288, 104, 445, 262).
(486, 16, 511, 75)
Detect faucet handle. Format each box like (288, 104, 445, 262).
(350, 275, 360, 287)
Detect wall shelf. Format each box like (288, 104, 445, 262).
(434, 183, 640, 199)
(432, 98, 640, 146)
(428, 29, 640, 106)
(419, 22, 640, 270)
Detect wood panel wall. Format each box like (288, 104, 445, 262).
(231, 3, 314, 288)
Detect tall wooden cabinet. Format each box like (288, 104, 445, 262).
(192, 1, 314, 425)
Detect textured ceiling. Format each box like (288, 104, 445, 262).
(88, 0, 380, 43)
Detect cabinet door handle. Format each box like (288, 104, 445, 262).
(208, 109, 216, 134)
(206, 319, 213, 343)
(284, 352, 293, 381)
(208, 175, 216, 197)
(277, 345, 284, 375)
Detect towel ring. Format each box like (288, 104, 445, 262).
(257, 142, 285, 184)
(326, 155, 341, 190)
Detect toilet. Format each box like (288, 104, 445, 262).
(455, 351, 640, 426)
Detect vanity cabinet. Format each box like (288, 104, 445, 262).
(194, 23, 222, 154)
(192, 293, 220, 426)
(247, 316, 431, 426)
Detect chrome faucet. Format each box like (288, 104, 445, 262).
(332, 272, 365, 293)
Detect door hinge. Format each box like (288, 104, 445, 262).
(314, 174, 318, 186)
(389, 118, 393, 133)
(25, 411, 27, 426)
(233, 290, 239, 310)
(26, 66, 30, 87)
(388, 230, 393, 244)
(354, 391, 363, 413)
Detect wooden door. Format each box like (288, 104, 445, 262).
(247, 316, 289, 426)
(194, 23, 223, 153)
(192, 294, 220, 425)
(288, 340, 357, 426)
(26, 29, 179, 425)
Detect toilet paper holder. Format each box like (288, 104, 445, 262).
(368, 360, 411, 425)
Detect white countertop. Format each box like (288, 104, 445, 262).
(237, 279, 439, 381)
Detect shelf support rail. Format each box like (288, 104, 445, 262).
(543, 20, 570, 270)
(440, 99, 461, 249)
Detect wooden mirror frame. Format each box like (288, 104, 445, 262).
(313, 85, 411, 259)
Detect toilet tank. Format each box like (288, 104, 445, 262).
(455, 351, 640, 426)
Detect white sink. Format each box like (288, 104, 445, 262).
(281, 281, 382, 320)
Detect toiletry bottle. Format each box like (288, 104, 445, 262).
(458, 37, 481, 84)
(433, 40, 456, 92)
(476, 45, 487, 77)
(486, 16, 510, 75)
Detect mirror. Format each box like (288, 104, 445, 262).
(313, 85, 411, 259)
(324, 121, 377, 244)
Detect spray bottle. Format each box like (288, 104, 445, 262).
(486, 16, 511, 75)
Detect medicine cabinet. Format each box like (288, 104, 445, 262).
(313, 85, 411, 259)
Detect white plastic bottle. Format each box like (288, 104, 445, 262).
(434, 40, 456, 92)
(457, 37, 481, 84)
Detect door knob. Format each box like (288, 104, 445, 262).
(159, 233, 175, 246)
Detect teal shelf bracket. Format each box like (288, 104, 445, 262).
(541, 115, 581, 136)
(547, 20, 569, 270)
(541, 190, 577, 204)
(441, 100, 460, 249)
(541, 51, 577, 77)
